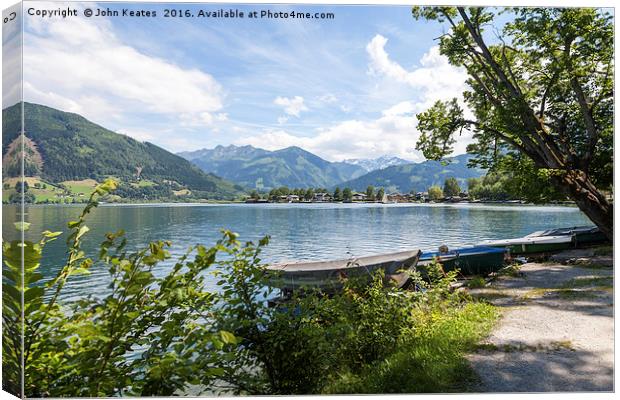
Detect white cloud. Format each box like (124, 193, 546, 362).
(23, 6, 223, 127)
(366, 35, 468, 106)
(277, 116, 289, 125)
(273, 96, 308, 117)
(366, 35, 475, 157)
(236, 99, 425, 162)
(117, 128, 155, 142)
(318, 93, 338, 104)
(235, 34, 476, 163)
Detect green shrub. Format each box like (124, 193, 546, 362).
(467, 276, 487, 288)
(3, 179, 237, 397)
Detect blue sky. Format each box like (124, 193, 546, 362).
(20, 1, 474, 161)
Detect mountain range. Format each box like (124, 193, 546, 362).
(2, 103, 243, 199)
(337, 153, 485, 193)
(342, 155, 410, 172)
(180, 145, 485, 193)
(178, 145, 368, 190)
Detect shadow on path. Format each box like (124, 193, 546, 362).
(467, 258, 614, 392)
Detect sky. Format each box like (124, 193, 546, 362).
(13, 1, 476, 162)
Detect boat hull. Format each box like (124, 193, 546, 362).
(505, 241, 573, 254)
(479, 234, 574, 255)
(419, 246, 506, 275)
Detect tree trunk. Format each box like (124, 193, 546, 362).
(554, 170, 613, 241)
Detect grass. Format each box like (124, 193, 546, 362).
(522, 275, 612, 301)
(2, 177, 67, 203)
(323, 302, 499, 394)
(560, 276, 613, 289)
(467, 276, 487, 289)
(573, 262, 613, 270)
(593, 246, 613, 256)
(60, 179, 98, 194)
(521, 287, 595, 300)
(476, 340, 575, 353)
(496, 264, 523, 278)
(469, 290, 512, 303)
(131, 180, 156, 188)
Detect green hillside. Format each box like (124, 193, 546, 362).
(180, 145, 367, 190)
(337, 154, 485, 193)
(2, 103, 243, 201)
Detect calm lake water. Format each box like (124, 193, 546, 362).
(3, 202, 591, 302)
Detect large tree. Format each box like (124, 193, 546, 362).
(443, 177, 461, 197)
(412, 7, 613, 239)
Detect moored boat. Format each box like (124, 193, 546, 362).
(418, 246, 506, 275)
(526, 225, 608, 246)
(478, 234, 573, 255)
(266, 250, 421, 293)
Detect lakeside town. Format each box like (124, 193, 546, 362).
(243, 178, 578, 205)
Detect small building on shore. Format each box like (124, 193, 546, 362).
(415, 192, 429, 202)
(313, 192, 332, 202)
(352, 192, 367, 202)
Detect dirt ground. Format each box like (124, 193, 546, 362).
(466, 248, 614, 392)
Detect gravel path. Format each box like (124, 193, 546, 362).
(467, 250, 614, 392)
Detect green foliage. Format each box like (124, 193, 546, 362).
(342, 187, 353, 202)
(15, 181, 29, 193)
(2, 179, 238, 396)
(428, 185, 444, 200)
(467, 157, 567, 203)
(249, 190, 260, 200)
(467, 174, 509, 201)
(416, 99, 461, 160)
(324, 302, 498, 394)
(376, 187, 385, 201)
(443, 177, 461, 197)
(365, 185, 375, 201)
(467, 276, 487, 289)
(333, 187, 342, 201)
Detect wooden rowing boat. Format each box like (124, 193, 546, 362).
(266, 250, 421, 293)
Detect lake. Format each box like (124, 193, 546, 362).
(3, 202, 591, 302)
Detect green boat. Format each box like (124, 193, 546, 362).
(266, 250, 421, 294)
(418, 246, 506, 275)
(478, 234, 573, 255)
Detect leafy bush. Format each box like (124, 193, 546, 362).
(3, 179, 237, 397)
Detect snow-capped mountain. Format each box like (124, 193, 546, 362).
(342, 155, 411, 172)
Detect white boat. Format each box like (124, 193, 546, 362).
(478, 235, 572, 254)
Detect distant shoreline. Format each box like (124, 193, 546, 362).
(6, 201, 580, 209)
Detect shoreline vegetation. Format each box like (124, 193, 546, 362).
(2, 175, 587, 207)
(2, 179, 503, 396)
